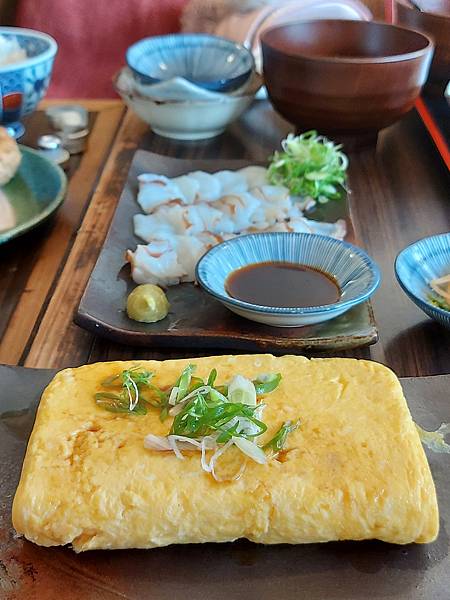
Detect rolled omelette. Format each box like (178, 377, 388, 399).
(12, 355, 439, 552)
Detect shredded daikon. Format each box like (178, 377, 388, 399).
(429, 273, 450, 311)
(210, 439, 235, 481)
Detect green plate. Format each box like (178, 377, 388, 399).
(0, 145, 67, 244)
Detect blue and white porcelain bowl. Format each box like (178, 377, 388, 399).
(114, 67, 261, 140)
(126, 34, 254, 92)
(0, 27, 57, 138)
(196, 232, 380, 327)
(395, 232, 450, 329)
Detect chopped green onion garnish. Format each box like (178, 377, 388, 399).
(95, 366, 156, 413)
(95, 391, 148, 415)
(97, 364, 295, 481)
(170, 395, 267, 442)
(263, 419, 301, 453)
(207, 368, 217, 387)
(176, 364, 196, 402)
(253, 373, 282, 395)
(268, 131, 348, 204)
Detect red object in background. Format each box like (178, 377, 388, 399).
(2, 92, 22, 110)
(16, 0, 189, 98)
(415, 96, 450, 170)
(385, 0, 450, 171)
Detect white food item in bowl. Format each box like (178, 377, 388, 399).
(0, 34, 27, 66)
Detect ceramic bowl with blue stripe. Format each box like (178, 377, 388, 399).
(126, 34, 254, 92)
(196, 232, 380, 327)
(0, 27, 57, 138)
(395, 232, 450, 329)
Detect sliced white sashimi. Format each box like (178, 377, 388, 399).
(137, 173, 186, 214)
(251, 185, 292, 227)
(128, 231, 239, 286)
(238, 166, 268, 190)
(130, 164, 347, 288)
(187, 171, 222, 202)
(175, 236, 208, 283)
(215, 192, 262, 233)
(214, 170, 248, 195)
(135, 203, 236, 239)
(171, 175, 199, 204)
(134, 212, 179, 242)
(266, 217, 346, 240)
(127, 241, 186, 286)
(252, 184, 290, 205)
(186, 204, 235, 235)
(197, 231, 236, 247)
(303, 218, 347, 240)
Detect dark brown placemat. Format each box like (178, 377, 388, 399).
(0, 364, 448, 599)
(76, 150, 377, 352)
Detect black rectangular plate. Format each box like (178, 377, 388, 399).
(76, 151, 377, 352)
(0, 365, 448, 599)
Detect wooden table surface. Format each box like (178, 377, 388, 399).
(0, 99, 449, 377)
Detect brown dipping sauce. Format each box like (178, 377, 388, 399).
(225, 262, 340, 308)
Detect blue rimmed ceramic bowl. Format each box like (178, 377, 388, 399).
(395, 232, 450, 329)
(196, 232, 380, 327)
(126, 34, 254, 92)
(0, 27, 57, 138)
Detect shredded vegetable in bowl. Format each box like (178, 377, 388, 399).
(429, 273, 450, 311)
(268, 131, 348, 204)
(94, 364, 300, 482)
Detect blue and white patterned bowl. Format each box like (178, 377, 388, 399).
(0, 27, 57, 138)
(196, 232, 380, 327)
(126, 34, 254, 92)
(395, 232, 450, 329)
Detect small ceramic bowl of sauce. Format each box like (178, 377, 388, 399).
(196, 232, 380, 327)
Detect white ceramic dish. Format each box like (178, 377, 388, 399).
(114, 68, 260, 140)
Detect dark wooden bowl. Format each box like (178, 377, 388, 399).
(396, 0, 450, 95)
(261, 20, 434, 145)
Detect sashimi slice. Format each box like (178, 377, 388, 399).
(171, 175, 199, 204)
(214, 170, 248, 195)
(215, 192, 262, 233)
(134, 212, 179, 242)
(238, 166, 268, 189)
(127, 241, 187, 286)
(137, 174, 186, 214)
(187, 171, 222, 202)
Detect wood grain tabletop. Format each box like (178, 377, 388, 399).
(0, 99, 449, 377)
